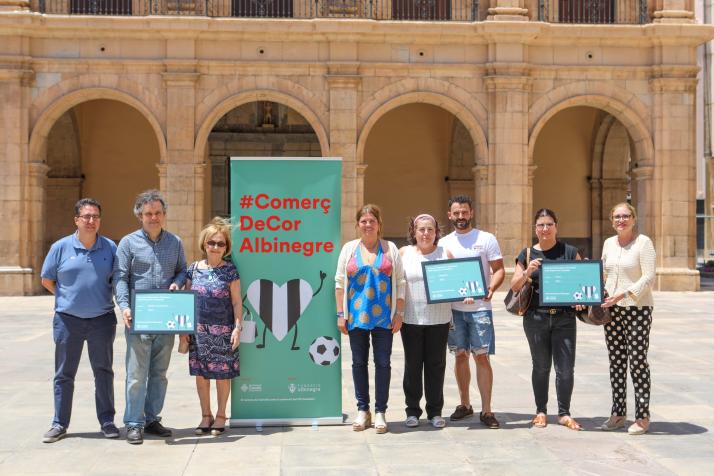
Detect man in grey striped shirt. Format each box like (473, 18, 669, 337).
(113, 190, 187, 445)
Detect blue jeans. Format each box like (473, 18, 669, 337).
(52, 311, 116, 428)
(523, 309, 577, 416)
(448, 310, 495, 355)
(348, 327, 393, 413)
(124, 330, 174, 428)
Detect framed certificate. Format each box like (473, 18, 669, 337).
(422, 257, 488, 304)
(130, 290, 197, 334)
(539, 260, 604, 306)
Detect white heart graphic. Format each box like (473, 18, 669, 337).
(246, 279, 313, 341)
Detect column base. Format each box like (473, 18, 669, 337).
(0, 266, 37, 295)
(655, 268, 700, 291)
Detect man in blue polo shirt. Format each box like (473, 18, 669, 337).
(40, 198, 119, 443)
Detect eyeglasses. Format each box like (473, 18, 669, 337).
(535, 223, 556, 230)
(206, 240, 227, 248)
(612, 214, 632, 221)
(77, 214, 101, 222)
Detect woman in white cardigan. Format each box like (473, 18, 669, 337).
(335, 204, 405, 434)
(600, 202, 656, 435)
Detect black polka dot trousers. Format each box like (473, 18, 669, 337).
(603, 306, 652, 420)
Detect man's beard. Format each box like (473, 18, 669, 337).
(451, 219, 470, 230)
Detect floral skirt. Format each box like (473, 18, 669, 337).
(188, 323, 240, 379)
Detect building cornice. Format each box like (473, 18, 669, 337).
(1, 15, 713, 48)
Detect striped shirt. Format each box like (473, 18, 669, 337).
(113, 228, 187, 311)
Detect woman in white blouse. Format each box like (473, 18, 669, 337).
(600, 202, 656, 435)
(399, 214, 456, 429)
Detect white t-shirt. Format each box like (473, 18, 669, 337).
(440, 228, 502, 312)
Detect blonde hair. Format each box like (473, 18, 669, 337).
(355, 204, 384, 238)
(610, 202, 637, 221)
(199, 217, 233, 258)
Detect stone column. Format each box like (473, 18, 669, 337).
(650, 73, 699, 290)
(162, 67, 201, 262)
(326, 68, 360, 244)
(471, 164, 489, 230)
(0, 67, 34, 295)
(485, 67, 531, 270)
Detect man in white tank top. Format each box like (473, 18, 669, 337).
(440, 196, 505, 429)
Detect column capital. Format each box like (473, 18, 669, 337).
(0, 0, 30, 11)
(162, 72, 200, 87)
(631, 165, 654, 181)
(649, 77, 697, 93)
(326, 74, 361, 88)
(485, 64, 531, 91)
(27, 162, 49, 177)
(0, 68, 34, 85)
(471, 165, 488, 183)
(356, 164, 368, 176)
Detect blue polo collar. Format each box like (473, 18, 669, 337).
(71, 232, 103, 252)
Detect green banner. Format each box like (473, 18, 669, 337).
(230, 158, 342, 426)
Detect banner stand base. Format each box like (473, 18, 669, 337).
(230, 416, 344, 428)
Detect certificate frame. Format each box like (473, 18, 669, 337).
(539, 260, 604, 307)
(130, 289, 197, 334)
(422, 257, 488, 304)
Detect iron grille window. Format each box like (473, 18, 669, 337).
(70, 0, 132, 14)
(232, 0, 294, 17)
(392, 0, 451, 20)
(558, 0, 614, 23)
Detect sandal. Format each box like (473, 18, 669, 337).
(374, 412, 388, 434)
(195, 414, 214, 435)
(531, 413, 547, 428)
(628, 419, 649, 435)
(352, 410, 371, 431)
(211, 414, 227, 436)
(558, 415, 582, 431)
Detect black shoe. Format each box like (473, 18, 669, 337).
(101, 422, 120, 439)
(145, 420, 172, 437)
(126, 426, 143, 445)
(480, 412, 501, 429)
(449, 405, 474, 421)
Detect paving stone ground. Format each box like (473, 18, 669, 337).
(0, 290, 712, 475)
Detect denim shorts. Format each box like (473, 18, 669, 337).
(448, 310, 495, 356)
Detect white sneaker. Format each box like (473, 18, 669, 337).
(405, 416, 419, 428)
(352, 410, 371, 431)
(429, 416, 446, 428)
(374, 412, 388, 434)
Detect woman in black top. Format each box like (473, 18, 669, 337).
(510, 209, 582, 431)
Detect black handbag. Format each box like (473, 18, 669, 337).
(504, 247, 534, 316)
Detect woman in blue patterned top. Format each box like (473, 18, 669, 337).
(335, 204, 406, 434)
(180, 218, 242, 436)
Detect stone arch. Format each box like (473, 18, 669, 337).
(356, 90, 488, 167)
(29, 87, 167, 166)
(528, 81, 653, 166)
(30, 74, 165, 131)
(194, 89, 330, 161)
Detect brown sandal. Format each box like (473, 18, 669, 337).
(531, 413, 547, 428)
(558, 416, 582, 431)
(195, 414, 214, 435)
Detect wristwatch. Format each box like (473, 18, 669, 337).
(234, 323, 243, 331)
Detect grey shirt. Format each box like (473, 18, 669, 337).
(113, 228, 187, 311)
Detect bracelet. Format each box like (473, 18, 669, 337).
(336, 311, 344, 318)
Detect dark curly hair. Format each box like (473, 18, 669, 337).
(407, 214, 442, 246)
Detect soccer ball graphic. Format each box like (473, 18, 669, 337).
(458, 287, 469, 297)
(166, 320, 176, 330)
(572, 292, 583, 301)
(308, 336, 340, 366)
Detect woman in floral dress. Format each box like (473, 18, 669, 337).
(181, 217, 242, 436)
